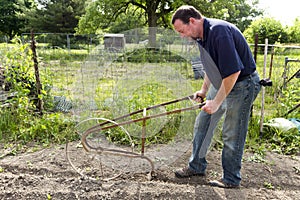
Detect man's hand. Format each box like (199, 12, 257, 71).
(202, 100, 220, 114)
(202, 71, 240, 114)
(193, 90, 206, 103)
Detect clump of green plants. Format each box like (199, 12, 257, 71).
(118, 47, 187, 63)
(0, 108, 78, 144)
(246, 98, 299, 155)
(0, 41, 78, 146)
(245, 52, 299, 156)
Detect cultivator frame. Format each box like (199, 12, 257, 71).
(66, 95, 205, 181)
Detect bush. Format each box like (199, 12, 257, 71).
(244, 18, 288, 46)
(0, 40, 78, 145)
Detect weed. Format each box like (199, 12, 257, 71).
(263, 182, 275, 190)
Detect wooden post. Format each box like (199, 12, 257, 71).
(254, 33, 258, 63)
(260, 38, 268, 136)
(31, 30, 43, 114)
(141, 108, 146, 155)
(269, 46, 274, 79)
(250, 33, 259, 118)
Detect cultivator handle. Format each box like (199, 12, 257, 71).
(82, 94, 204, 137)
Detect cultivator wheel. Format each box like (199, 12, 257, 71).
(66, 118, 154, 181)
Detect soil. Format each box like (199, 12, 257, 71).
(0, 140, 299, 200)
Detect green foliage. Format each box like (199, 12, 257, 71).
(246, 116, 299, 156)
(264, 182, 275, 190)
(0, 108, 78, 144)
(287, 18, 300, 43)
(76, 0, 262, 34)
(226, 0, 263, 32)
(77, 3, 146, 34)
(2, 41, 53, 110)
(24, 0, 85, 33)
(0, 0, 29, 39)
(277, 84, 300, 118)
(244, 18, 288, 45)
(106, 114, 182, 149)
(0, 41, 78, 146)
(245, 53, 299, 156)
(192, 0, 263, 32)
(269, 129, 299, 155)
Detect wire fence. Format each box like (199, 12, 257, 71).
(1, 29, 299, 168)
(1, 29, 299, 120)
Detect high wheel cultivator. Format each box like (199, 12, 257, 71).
(66, 95, 205, 181)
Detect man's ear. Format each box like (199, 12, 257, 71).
(189, 17, 196, 24)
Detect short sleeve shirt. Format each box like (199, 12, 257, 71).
(197, 18, 256, 83)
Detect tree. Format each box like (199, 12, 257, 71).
(0, 0, 31, 40)
(77, 0, 175, 47)
(184, 0, 263, 32)
(287, 18, 300, 43)
(77, 0, 262, 47)
(24, 0, 85, 33)
(76, 5, 146, 34)
(243, 18, 288, 45)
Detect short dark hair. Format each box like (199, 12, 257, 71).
(171, 5, 202, 25)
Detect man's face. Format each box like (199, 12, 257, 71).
(173, 18, 199, 40)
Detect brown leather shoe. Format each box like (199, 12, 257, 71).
(209, 179, 240, 188)
(174, 167, 205, 178)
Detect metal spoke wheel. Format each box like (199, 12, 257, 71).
(66, 117, 154, 181)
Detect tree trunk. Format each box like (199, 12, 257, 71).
(147, 4, 158, 48)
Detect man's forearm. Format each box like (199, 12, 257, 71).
(201, 74, 211, 94)
(213, 71, 240, 106)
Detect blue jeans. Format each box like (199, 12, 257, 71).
(188, 72, 261, 185)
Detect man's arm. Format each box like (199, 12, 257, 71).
(194, 74, 210, 102)
(202, 71, 240, 114)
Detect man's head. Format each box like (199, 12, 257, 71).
(171, 5, 203, 40)
(171, 5, 202, 24)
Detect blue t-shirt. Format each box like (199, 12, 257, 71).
(197, 18, 256, 87)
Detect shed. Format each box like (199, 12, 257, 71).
(104, 34, 125, 50)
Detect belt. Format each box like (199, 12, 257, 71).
(237, 71, 257, 82)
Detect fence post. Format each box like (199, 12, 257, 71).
(260, 38, 268, 136)
(67, 34, 71, 51)
(31, 30, 43, 114)
(254, 33, 258, 63)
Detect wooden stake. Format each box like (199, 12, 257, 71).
(141, 108, 146, 155)
(31, 30, 43, 114)
(260, 39, 268, 135)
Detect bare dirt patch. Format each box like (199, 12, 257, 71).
(0, 141, 299, 200)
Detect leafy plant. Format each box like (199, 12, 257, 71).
(264, 182, 275, 190)
(0, 41, 78, 147)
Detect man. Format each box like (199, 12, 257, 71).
(171, 5, 261, 188)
